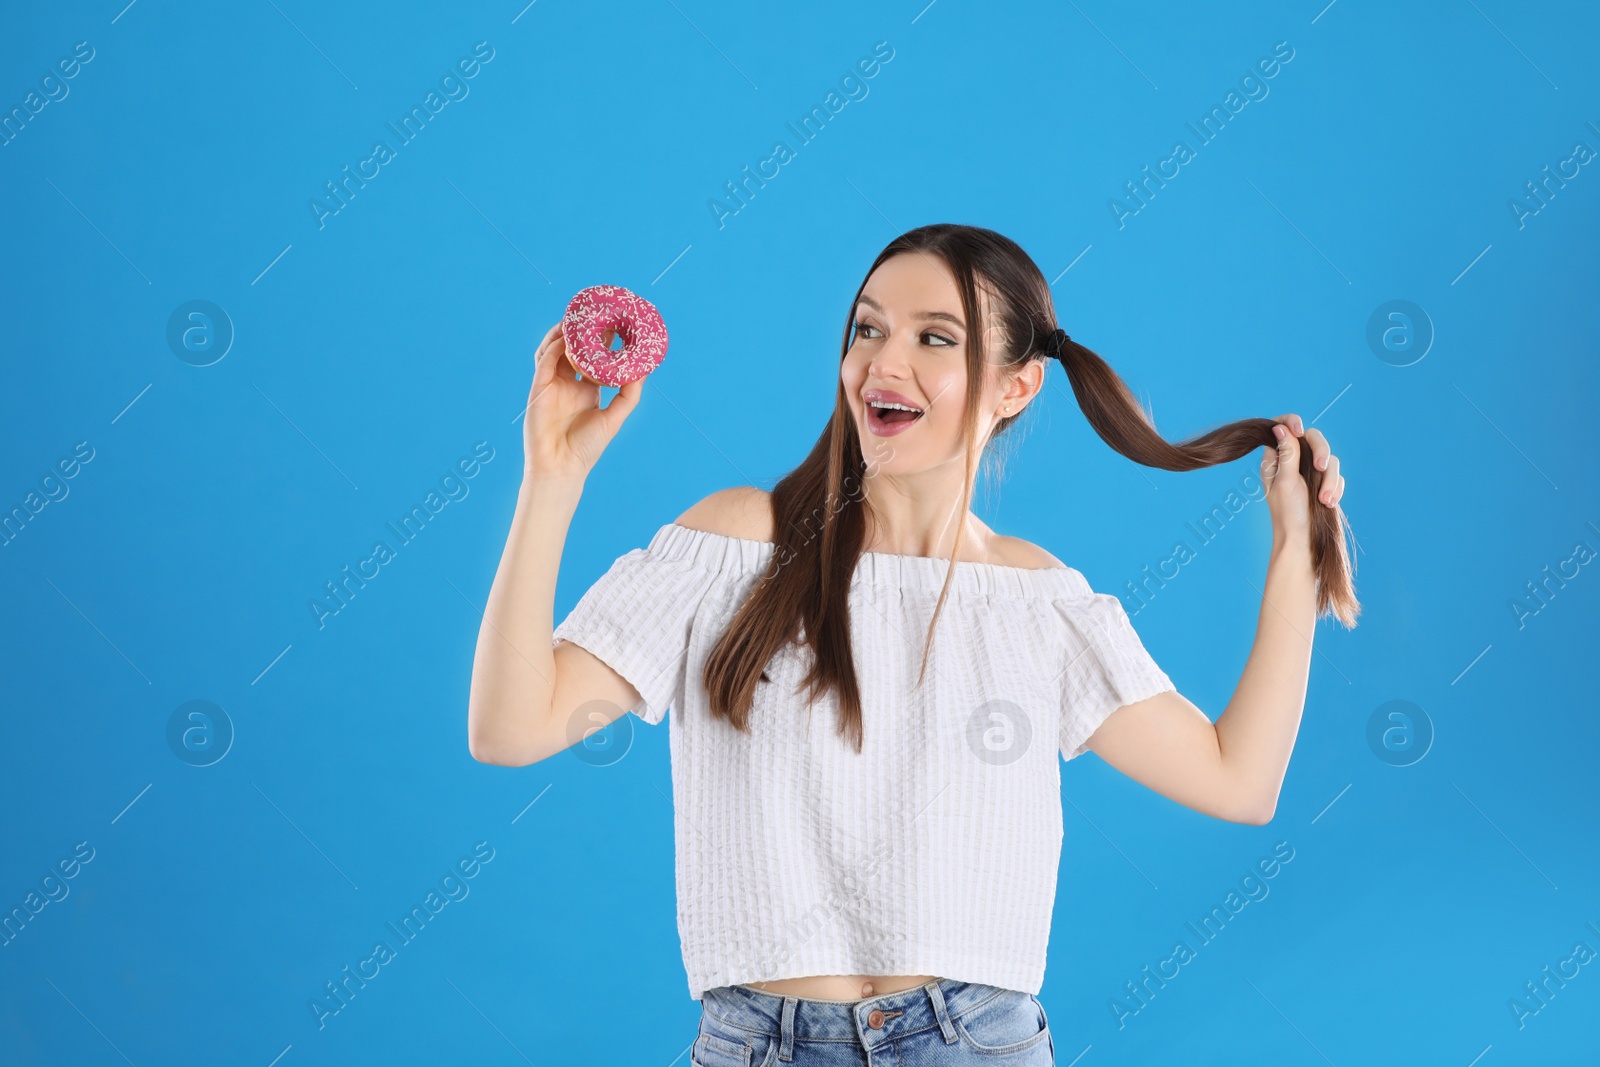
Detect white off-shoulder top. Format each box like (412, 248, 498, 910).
(551, 522, 1176, 1000)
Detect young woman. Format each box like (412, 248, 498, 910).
(467, 224, 1355, 1065)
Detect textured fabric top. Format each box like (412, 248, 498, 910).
(551, 522, 1176, 1000)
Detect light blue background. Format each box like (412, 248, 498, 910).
(2, 1, 1597, 1064)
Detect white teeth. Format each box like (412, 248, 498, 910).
(871, 401, 922, 414)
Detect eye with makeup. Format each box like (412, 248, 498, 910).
(850, 319, 957, 347)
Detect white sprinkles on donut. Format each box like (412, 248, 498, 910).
(561, 284, 669, 387)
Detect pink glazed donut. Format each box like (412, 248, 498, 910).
(560, 284, 669, 387)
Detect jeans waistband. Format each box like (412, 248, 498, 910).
(700, 979, 1021, 1054)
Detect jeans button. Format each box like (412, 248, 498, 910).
(866, 1009, 885, 1029)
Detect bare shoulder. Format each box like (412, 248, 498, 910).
(991, 534, 1069, 571)
(673, 486, 775, 543)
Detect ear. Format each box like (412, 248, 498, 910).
(1003, 360, 1046, 410)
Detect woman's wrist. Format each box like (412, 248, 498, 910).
(518, 468, 586, 508)
(1269, 526, 1315, 571)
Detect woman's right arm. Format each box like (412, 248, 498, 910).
(466, 321, 645, 767)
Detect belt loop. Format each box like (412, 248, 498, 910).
(778, 996, 798, 1061)
(924, 980, 958, 1043)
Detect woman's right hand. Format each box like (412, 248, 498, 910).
(521, 320, 644, 483)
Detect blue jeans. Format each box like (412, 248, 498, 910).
(693, 979, 1056, 1065)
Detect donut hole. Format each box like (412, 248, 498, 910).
(608, 331, 625, 351)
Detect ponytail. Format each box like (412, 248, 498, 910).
(1054, 334, 1360, 627)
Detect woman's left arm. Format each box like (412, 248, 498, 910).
(1084, 413, 1344, 825)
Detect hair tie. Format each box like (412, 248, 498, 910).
(1043, 328, 1070, 363)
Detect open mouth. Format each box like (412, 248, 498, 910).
(870, 403, 923, 425)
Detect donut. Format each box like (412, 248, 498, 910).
(560, 284, 668, 387)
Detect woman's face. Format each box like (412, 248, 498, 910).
(840, 252, 1019, 475)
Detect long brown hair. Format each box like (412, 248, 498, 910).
(703, 223, 1358, 752)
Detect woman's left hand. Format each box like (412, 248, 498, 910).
(1261, 412, 1343, 541)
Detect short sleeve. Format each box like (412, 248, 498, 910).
(551, 525, 726, 726)
(1052, 591, 1176, 761)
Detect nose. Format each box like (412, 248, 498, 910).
(867, 337, 912, 382)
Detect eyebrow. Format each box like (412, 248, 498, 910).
(855, 294, 965, 329)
